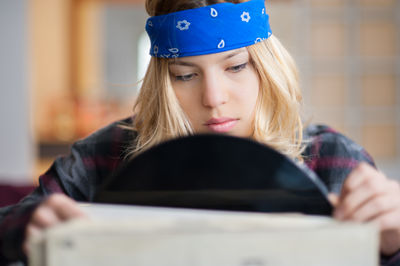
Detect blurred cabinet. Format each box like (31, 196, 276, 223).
(30, 0, 147, 176)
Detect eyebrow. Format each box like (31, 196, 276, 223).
(169, 49, 246, 67)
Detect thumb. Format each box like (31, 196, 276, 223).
(327, 193, 339, 207)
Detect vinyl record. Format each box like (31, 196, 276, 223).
(94, 134, 332, 215)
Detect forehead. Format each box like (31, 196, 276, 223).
(168, 47, 249, 66)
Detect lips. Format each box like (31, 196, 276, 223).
(204, 117, 239, 133)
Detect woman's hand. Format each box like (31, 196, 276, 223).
(330, 162, 400, 256)
(23, 193, 87, 255)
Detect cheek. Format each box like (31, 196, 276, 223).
(173, 88, 199, 117)
(174, 89, 205, 131)
(236, 76, 259, 111)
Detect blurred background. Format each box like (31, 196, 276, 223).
(0, 0, 399, 188)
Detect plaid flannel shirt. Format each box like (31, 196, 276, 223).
(0, 117, 398, 265)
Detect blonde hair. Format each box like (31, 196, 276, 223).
(128, 0, 304, 160)
(248, 36, 304, 160)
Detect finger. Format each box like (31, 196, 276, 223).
(334, 175, 389, 220)
(23, 224, 41, 255)
(340, 163, 383, 197)
(30, 205, 61, 229)
(327, 193, 339, 207)
(370, 208, 400, 231)
(45, 194, 87, 220)
(343, 193, 400, 222)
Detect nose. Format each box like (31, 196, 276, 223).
(201, 71, 228, 108)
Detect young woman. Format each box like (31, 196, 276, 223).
(1, 0, 400, 264)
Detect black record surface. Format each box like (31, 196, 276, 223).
(94, 134, 332, 215)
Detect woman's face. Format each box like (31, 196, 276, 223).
(168, 48, 260, 137)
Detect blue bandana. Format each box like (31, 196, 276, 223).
(145, 0, 272, 58)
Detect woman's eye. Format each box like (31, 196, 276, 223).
(175, 73, 196, 81)
(228, 63, 247, 73)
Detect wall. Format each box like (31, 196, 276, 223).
(0, 0, 34, 184)
(269, 0, 400, 180)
